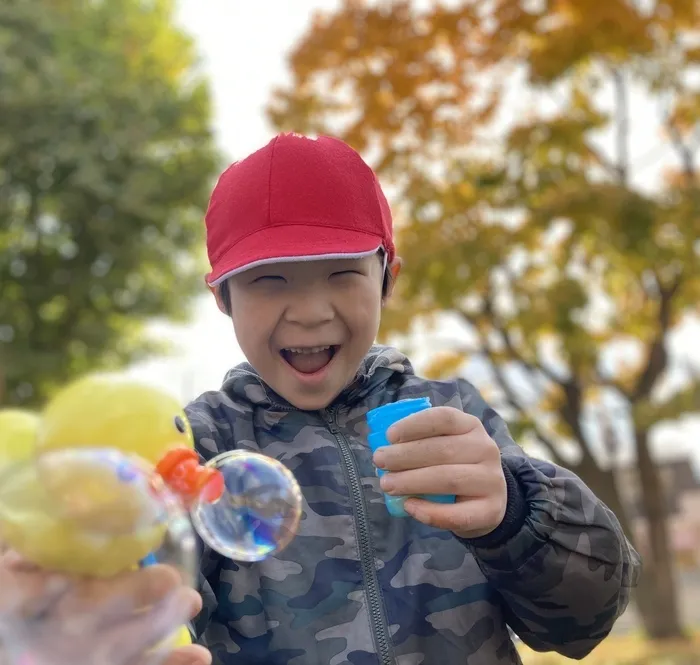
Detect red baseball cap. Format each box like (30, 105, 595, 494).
(204, 133, 395, 287)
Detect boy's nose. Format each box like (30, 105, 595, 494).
(284, 296, 335, 327)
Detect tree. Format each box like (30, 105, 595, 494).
(268, 0, 700, 640)
(0, 0, 220, 407)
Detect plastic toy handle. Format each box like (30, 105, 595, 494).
(156, 447, 225, 507)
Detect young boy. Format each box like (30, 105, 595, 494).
(0, 133, 639, 665)
(185, 133, 640, 664)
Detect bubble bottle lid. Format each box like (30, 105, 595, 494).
(367, 397, 455, 518)
(367, 398, 433, 436)
(156, 447, 225, 507)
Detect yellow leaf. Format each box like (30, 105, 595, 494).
(422, 351, 469, 380)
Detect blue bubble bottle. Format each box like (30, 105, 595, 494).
(367, 398, 456, 517)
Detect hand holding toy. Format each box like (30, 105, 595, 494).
(369, 400, 507, 538)
(367, 398, 456, 517)
(0, 373, 304, 663)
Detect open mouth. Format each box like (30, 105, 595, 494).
(280, 345, 339, 375)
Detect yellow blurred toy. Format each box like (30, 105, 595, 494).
(0, 375, 223, 576)
(0, 409, 41, 469)
(0, 373, 303, 651)
(0, 376, 225, 650)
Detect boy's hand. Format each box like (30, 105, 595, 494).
(372, 406, 508, 539)
(0, 550, 211, 665)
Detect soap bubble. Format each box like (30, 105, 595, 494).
(191, 450, 303, 562)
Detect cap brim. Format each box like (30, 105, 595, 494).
(206, 224, 384, 287)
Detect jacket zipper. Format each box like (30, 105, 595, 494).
(323, 407, 394, 665)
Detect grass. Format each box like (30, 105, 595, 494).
(518, 631, 700, 665)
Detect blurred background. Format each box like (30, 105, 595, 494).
(1, 0, 699, 662)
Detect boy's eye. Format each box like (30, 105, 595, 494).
(331, 270, 362, 277)
(252, 275, 286, 284)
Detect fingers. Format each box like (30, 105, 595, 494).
(373, 435, 488, 471)
(55, 564, 185, 624)
(0, 559, 193, 629)
(403, 496, 506, 536)
(0, 554, 205, 665)
(185, 587, 203, 621)
(100, 587, 200, 663)
(386, 407, 480, 443)
(2, 549, 44, 571)
(1, 556, 184, 615)
(0, 562, 70, 619)
(380, 464, 499, 498)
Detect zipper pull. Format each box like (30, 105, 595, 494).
(323, 409, 339, 433)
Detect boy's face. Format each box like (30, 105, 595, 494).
(222, 254, 398, 411)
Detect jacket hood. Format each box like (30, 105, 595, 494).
(220, 344, 413, 410)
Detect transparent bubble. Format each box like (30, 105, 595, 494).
(191, 450, 303, 562)
(0, 447, 197, 583)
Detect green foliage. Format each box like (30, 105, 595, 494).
(0, 0, 221, 406)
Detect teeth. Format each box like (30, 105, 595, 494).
(285, 346, 331, 355)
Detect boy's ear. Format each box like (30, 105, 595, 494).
(207, 280, 229, 315)
(389, 257, 402, 281)
(383, 257, 403, 301)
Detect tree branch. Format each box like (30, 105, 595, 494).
(631, 272, 683, 402)
(458, 309, 581, 468)
(610, 67, 630, 186)
(481, 286, 565, 385)
(483, 284, 596, 461)
(584, 143, 617, 179)
(597, 408, 621, 471)
(633, 378, 700, 430)
(666, 115, 697, 185)
(552, 373, 601, 472)
(478, 339, 568, 467)
(595, 368, 630, 400)
(461, 291, 599, 467)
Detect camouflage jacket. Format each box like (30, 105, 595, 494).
(186, 346, 640, 665)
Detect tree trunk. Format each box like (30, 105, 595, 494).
(576, 457, 686, 640)
(634, 428, 686, 639)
